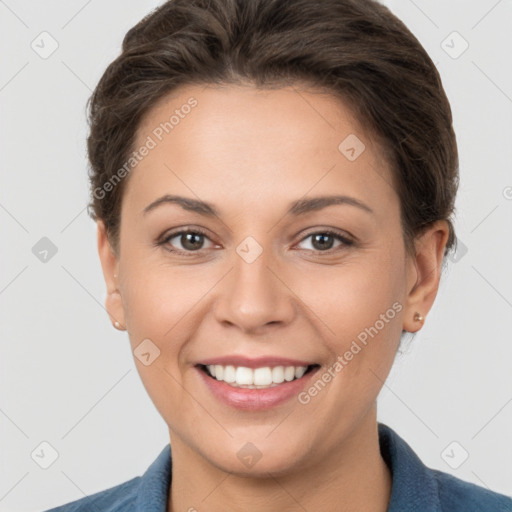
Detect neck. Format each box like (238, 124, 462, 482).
(168, 409, 391, 512)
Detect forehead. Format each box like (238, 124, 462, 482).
(123, 83, 398, 221)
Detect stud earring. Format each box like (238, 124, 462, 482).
(414, 312, 423, 322)
(113, 320, 124, 330)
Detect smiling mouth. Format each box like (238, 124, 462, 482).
(197, 363, 320, 389)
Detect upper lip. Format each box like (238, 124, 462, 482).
(195, 356, 317, 369)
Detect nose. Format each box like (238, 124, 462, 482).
(213, 244, 296, 335)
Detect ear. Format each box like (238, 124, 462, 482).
(97, 220, 126, 330)
(402, 220, 450, 333)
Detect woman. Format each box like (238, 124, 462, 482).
(45, 0, 512, 510)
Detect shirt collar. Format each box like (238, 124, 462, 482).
(379, 423, 442, 511)
(134, 423, 442, 512)
(134, 444, 172, 512)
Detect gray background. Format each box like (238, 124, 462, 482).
(1, 0, 511, 510)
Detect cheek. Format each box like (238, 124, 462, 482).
(315, 254, 402, 331)
(122, 257, 199, 323)
(120, 266, 201, 419)
(121, 261, 212, 368)
(311, 251, 404, 382)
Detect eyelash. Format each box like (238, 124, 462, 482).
(157, 227, 355, 256)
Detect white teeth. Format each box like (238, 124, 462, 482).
(271, 366, 285, 384)
(235, 366, 253, 385)
(214, 365, 224, 380)
(254, 367, 272, 386)
(204, 364, 310, 388)
(223, 365, 236, 383)
(295, 366, 307, 379)
(284, 366, 296, 381)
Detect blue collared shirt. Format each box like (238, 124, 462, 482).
(45, 423, 512, 511)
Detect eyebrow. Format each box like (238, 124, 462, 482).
(142, 194, 374, 217)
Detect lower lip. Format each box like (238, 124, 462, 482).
(196, 366, 319, 410)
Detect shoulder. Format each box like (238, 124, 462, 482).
(43, 476, 141, 511)
(377, 423, 512, 512)
(43, 444, 172, 512)
(431, 468, 512, 512)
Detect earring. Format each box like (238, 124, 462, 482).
(414, 312, 423, 322)
(113, 320, 124, 330)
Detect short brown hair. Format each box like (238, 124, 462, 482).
(86, 0, 459, 260)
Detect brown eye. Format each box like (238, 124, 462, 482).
(160, 229, 215, 254)
(297, 231, 354, 253)
(179, 232, 204, 250)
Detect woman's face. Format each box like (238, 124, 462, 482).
(98, 83, 445, 476)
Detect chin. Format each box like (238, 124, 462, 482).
(198, 437, 311, 478)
